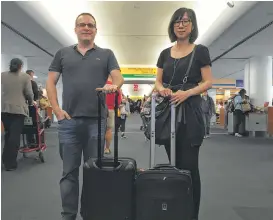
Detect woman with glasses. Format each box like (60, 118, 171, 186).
(154, 8, 213, 220)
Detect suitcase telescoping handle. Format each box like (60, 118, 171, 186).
(97, 90, 119, 168)
(150, 93, 176, 168)
(113, 90, 119, 167)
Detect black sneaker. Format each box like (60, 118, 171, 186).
(121, 133, 127, 139)
(5, 165, 17, 171)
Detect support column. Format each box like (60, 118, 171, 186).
(244, 56, 273, 107)
(1, 54, 28, 72)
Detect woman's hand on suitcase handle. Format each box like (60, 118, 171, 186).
(158, 88, 172, 97)
(170, 90, 191, 106)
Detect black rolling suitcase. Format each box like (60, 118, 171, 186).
(81, 91, 137, 220)
(135, 94, 194, 220)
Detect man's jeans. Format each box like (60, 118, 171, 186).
(58, 117, 106, 220)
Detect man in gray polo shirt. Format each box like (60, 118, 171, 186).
(46, 12, 124, 220)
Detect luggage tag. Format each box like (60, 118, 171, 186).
(24, 117, 33, 125)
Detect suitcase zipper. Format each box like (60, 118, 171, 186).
(137, 170, 191, 178)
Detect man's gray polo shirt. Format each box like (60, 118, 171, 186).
(49, 45, 120, 118)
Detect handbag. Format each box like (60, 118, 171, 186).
(39, 97, 50, 110)
(241, 102, 252, 113)
(145, 46, 196, 145)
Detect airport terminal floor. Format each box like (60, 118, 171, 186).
(1, 114, 273, 220)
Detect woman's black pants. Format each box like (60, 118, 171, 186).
(1, 113, 25, 168)
(164, 124, 201, 220)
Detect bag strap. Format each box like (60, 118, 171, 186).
(180, 45, 196, 88)
(166, 45, 197, 89)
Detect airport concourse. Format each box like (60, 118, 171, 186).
(1, 1, 273, 220)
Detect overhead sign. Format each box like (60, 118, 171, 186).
(236, 80, 244, 88)
(120, 68, 156, 75)
(133, 84, 139, 91)
(122, 74, 156, 78)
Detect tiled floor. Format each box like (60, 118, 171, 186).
(2, 114, 273, 220)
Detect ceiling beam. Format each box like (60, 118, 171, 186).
(1, 21, 54, 57)
(201, 1, 257, 46)
(211, 20, 273, 63)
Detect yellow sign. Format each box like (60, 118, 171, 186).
(120, 68, 156, 75)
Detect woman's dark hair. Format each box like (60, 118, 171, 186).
(168, 8, 198, 43)
(239, 89, 246, 96)
(9, 58, 23, 73)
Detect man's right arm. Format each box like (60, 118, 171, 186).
(46, 71, 61, 113)
(46, 49, 62, 116)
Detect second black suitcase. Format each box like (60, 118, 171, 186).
(135, 93, 194, 220)
(81, 91, 137, 220)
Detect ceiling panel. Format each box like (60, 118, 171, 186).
(1, 1, 272, 84)
(1, 25, 52, 85)
(100, 35, 170, 65)
(209, 1, 273, 79)
(89, 1, 195, 36)
(1, 1, 63, 55)
(211, 59, 247, 80)
(1, 1, 63, 86)
(1, 25, 46, 57)
(210, 1, 273, 58)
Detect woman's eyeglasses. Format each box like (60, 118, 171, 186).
(174, 19, 191, 27)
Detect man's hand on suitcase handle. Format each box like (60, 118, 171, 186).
(96, 84, 118, 93)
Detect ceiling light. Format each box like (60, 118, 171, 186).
(227, 1, 234, 8)
(34, 75, 38, 79)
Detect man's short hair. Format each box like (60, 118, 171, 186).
(26, 69, 34, 75)
(75, 13, 96, 26)
(239, 89, 246, 96)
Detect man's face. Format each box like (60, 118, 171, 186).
(29, 71, 34, 78)
(75, 15, 97, 43)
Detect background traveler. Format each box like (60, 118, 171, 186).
(26, 69, 39, 101)
(201, 90, 216, 138)
(119, 97, 130, 138)
(233, 89, 248, 137)
(1, 58, 34, 171)
(104, 76, 122, 154)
